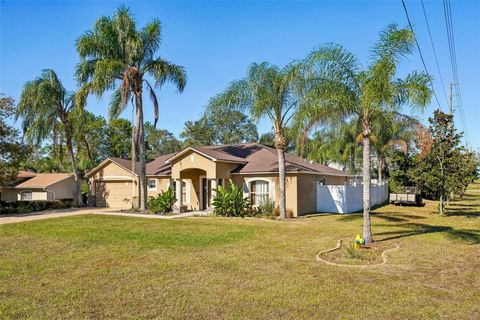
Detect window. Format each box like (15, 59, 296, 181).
(148, 179, 157, 190)
(21, 191, 32, 201)
(250, 180, 269, 206)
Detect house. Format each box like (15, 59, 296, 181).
(0, 171, 76, 202)
(85, 143, 353, 217)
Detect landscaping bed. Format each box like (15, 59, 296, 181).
(319, 239, 398, 266)
(0, 200, 72, 215)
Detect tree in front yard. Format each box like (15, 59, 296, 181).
(298, 24, 432, 242)
(411, 110, 471, 214)
(207, 62, 304, 219)
(17, 70, 83, 205)
(76, 6, 187, 210)
(0, 94, 29, 187)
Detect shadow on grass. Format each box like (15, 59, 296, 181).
(337, 212, 426, 223)
(376, 222, 480, 244)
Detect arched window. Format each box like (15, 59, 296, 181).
(250, 180, 270, 206)
(20, 191, 32, 201)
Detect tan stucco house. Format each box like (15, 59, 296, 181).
(85, 143, 352, 217)
(0, 171, 76, 202)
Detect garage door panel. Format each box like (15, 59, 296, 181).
(95, 181, 132, 208)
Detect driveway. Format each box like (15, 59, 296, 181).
(0, 208, 202, 225)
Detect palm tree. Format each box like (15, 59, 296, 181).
(371, 112, 415, 184)
(299, 24, 432, 243)
(208, 62, 303, 219)
(17, 69, 83, 205)
(75, 6, 186, 210)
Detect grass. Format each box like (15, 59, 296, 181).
(1, 182, 479, 319)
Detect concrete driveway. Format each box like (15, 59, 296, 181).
(0, 208, 201, 225)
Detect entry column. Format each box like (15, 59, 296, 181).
(175, 179, 183, 207)
(210, 179, 217, 207)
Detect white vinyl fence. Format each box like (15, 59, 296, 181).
(316, 182, 388, 214)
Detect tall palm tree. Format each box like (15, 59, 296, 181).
(17, 69, 83, 205)
(208, 62, 303, 219)
(299, 24, 432, 243)
(75, 6, 186, 210)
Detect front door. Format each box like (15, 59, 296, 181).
(201, 178, 209, 210)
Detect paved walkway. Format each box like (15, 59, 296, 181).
(0, 208, 206, 225)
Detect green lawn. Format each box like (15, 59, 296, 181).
(1, 183, 479, 319)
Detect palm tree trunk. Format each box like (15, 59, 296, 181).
(131, 104, 137, 209)
(135, 93, 147, 211)
(439, 193, 444, 215)
(362, 134, 373, 244)
(64, 123, 82, 206)
(277, 147, 287, 219)
(83, 137, 94, 164)
(275, 129, 287, 220)
(377, 155, 383, 185)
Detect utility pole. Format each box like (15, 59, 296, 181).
(449, 82, 453, 116)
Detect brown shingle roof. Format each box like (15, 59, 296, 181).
(226, 144, 352, 176)
(108, 153, 177, 176)
(14, 173, 73, 188)
(96, 143, 351, 178)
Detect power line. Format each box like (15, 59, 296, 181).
(442, 0, 470, 146)
(401, 0, 442, 110)
(420, 0, 449, 106)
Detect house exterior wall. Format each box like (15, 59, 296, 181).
(296, 174, 349, 215)
(88, 161, 137, 208)
(1, 186, 74, 203)
(146, 177, 171, 198)
(296, 174, 317, 216)
(47, 175, 76, 200)
(171, 150, 216, 179)
(1, 189, 18, 202)
(85, 153, 351, 214)
(179, 169, 204, 210)
(231, 174, 299, 217)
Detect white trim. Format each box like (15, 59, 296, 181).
(147, 178, 157, 191)
(95, 176, 135, 181)
(166, 147, 216, 163)
(165, 147, 246, 164)
(85, 158, 139, 178)
(243, 177, 275, 204)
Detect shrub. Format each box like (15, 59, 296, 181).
(257, 198, 275, 215)
(148, 188, 176, 214)
(344, 243, 364, 260)
(272, 206, 294, 218)
(0, 200, 68, 215)
(213, 181, 251, 217)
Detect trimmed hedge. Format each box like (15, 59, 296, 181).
(0, 200, 72, 215)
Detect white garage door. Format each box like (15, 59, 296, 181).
(95, 181, 132, 208)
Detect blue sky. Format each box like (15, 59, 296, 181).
(1, 0, 479, 149)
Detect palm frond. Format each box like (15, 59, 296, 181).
(145, 58, 186, 92)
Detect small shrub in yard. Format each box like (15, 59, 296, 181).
(213, 181, 251, 217)
(344, 243, 364, 260)
(148, 188, 176, 214)
(257, 198, 275, 215)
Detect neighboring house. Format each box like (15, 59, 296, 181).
(85, 143, 353, 217)
(0, 171, 76, 202)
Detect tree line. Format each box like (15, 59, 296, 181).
(1, 6, 478, 243)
